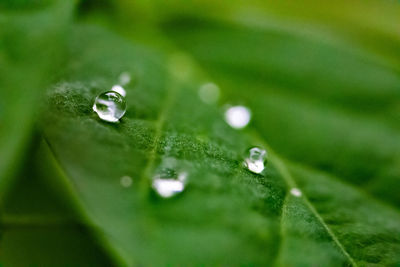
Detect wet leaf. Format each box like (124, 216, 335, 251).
(42, 8, 400, 265)
(161, 1, 400, 207)
(2, 0, 400, 265)
(41, 24, 288, 265)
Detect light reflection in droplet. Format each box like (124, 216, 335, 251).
(198, 82, 220, 104)
(119, 72, 131, 86)
(120, 176, 132, 188)
(224, 105, 251, 129)
(290, 188, 302, 197)
(93, 91, 126, 123)
(111, 85, 126, 97)
(244, 147, 267, 174)
(152, 169, 187, 198)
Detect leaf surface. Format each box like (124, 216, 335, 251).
(1, 0, 398, 265)
(160, 3, 400, 207)
(39, 14, 400, 266)
(41, 24, 288, 265)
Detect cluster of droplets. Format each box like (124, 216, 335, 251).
(91, 75, 302, 199)
(92, 72, 131, 123)
(197, 81, 252, 130)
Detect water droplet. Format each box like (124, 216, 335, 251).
(120, 176, 132, 188)
(244, 147, 267, 174)
(224, 105, 251, 129)
(152, 168, 187, 198)
(111, 85, 126, 97)
(198, 82, 220, 104)
(93, 91, 126, 123)
(119, 72, 131, 86)
(290, 188, 302, 197)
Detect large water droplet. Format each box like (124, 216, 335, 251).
(119, 72, 131, 86)
(93, 91, 126, 123)
(152, 168, 187, 198)
(111, 85, 126, 97)
(198, 82, 220, 104)
(224, 105, 251, 129)
(244, 147, 267, 174)
(290, 188, 302, 197)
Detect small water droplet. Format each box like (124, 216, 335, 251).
(120, 176, 132, 188)
(152, 168, 187, 198)
(290, 188, 302, 197)
(119, 72, 131, 86)
(111, 85, 126, 97)
(244, 147, 267, 174)
(224, 105, 251, 129)
(93, 91, 126, 123)
(198, 82, 220, 104)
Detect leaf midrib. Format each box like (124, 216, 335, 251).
(140, 74, 181, 186)
(250, 131, 358, 267)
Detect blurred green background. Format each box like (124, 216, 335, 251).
(1, 0, 400, 266)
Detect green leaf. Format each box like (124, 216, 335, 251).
(38, 14, 400, 266)
(3, 0, 398, 265)
(160, 3, 400, 207)
(0, 140, 113, 266)
(41, 24, 287, 265)
(280, 162, 400, 266)
(0, 0, 74, 191)
(0, 2, 115, 265)
(267, 148, 400, 266)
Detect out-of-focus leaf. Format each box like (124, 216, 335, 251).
(0, 140, 113, 266)
(112, 0, 400, 70)
(0, 0, 74, 190)
(0, 1, 111, 265)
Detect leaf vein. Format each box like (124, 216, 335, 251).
(249, 130, 358, 267)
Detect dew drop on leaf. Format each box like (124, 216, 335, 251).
(224, 105, 251, 129)
(93, 91, 126, 123)
(152, 168, 187, 198)
(290, 188, 302, 197)
(244, 147, 267, 174)
(111, 84, 126, 97)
